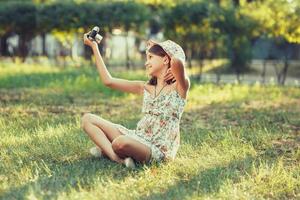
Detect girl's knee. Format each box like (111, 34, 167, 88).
(111, 135, 129, 153)
(81, 113, 93, 130)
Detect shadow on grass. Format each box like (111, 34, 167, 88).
(140, 155, 255, 200)
(183, 94, 299, 131)
(1, 120, 148, 199)
(0, 157, 145, 200)
(2, 134, 296, 200)
(140, 142, 298, 200)
(164, 99, 300, 199)
(0, 112, 148, 199)
(181, 98, 300, 157)
(1, 77, 299, 199)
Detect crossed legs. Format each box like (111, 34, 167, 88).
(81, 113, 151, 164)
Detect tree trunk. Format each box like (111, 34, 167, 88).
(279, 57, 289, 85)
(232, 50, 241, 84)
(198, 59, 204, 82)
(0, 33, 10, 56)
(272, 60, 281, 84)
(236, 69, 241, 83)
(18, 34, 29, 62)
(187, 48, 192, 68)
(125, 31, 130, 69)
(261, 60, 267, 84)
(216, 71, 221, 84)
(41, 32, 47, 56)
(84, 45, 92, 60)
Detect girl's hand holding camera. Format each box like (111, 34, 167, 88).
(83, 33, 98, 49)
(83, 26, 103, 49)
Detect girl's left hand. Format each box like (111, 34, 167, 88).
(164, 68, 175, 82)
(83, 32, 98, 49)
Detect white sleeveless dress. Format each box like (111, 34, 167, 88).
(115, 85, 186, 163)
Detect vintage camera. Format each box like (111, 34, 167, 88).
(87, 26, 103, 43)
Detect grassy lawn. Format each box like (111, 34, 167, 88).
(0, 63, 299, 200)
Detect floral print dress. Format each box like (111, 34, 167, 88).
(115, 84, 187, 163)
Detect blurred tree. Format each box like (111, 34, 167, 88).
(36, 2, 83, 59)
(213, 3, 257, 82)
(164, 1, 257, 82)
(107, 1, 150, 68)
(242, 0, 300, 85)
(163, 1, 215, 80)
(0, 2, 37, 61)
(0, 0, 298, 84)
(137, 0, 177, 7)
(0, 2, 12, 56)
(36, 3, 58, 56)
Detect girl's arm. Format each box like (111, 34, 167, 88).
(84, 33, 144, 95)
(170, 57, 190, 98)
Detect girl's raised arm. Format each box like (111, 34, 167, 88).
(84, 33, 144, 95)
(170, 57, 190, 99)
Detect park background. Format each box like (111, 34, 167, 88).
(0, 0, 300, 199)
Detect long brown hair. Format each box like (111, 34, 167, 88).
(147, 44, 175, 85)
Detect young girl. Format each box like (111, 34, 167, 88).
(82, 33, 190, 168)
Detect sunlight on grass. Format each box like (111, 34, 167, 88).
(186, 59, 228, 76)
(0, 63, 299, 199)
(0, 62, 61, 76)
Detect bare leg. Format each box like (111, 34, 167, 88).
(112, 135, 151, 164)
(81, 113, 124, 164)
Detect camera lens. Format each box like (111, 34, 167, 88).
(89, 30, 97, 38)
(93, 26, 100, 32)
(88, 26, 101, 42)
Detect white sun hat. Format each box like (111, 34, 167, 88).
(147, 39, 186, 64)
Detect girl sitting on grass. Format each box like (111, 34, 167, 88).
(82, 33, 190, 168)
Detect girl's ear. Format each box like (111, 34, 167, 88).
(163, 56, 170, 65)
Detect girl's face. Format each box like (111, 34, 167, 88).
(145, 52, 169, 77)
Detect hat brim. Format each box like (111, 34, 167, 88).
(146, 40, 171, 58)
(146, 39, 186, 65)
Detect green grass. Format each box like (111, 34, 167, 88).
(0, 63, 299, 200)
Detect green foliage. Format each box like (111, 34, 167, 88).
(0, 1, 37, 35)
(105, 1, 150, 31)
(0, 0, 299, 74)
(163, 1, 257, 75)
(0, 1, 151, 35)
(163, 1, 217, 70)
(242, 0, 300, 44)
(37, 2, 82, 31)
(214, 5, 257, 74)
(0, 2, 12, 35)
(164, 1, 212, 42)
(240, 0, 300, 84)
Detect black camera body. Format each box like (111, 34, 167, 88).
(87, 26, 102, 43)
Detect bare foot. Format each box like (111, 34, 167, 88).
(89, 146, 103, 158)
(124, 157, 136, 168)
(111, 155, 125, 164)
